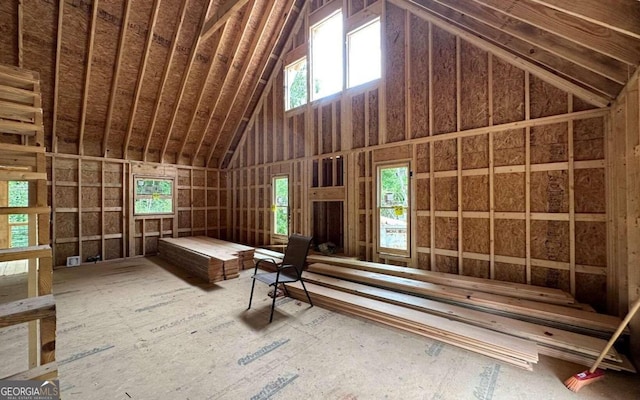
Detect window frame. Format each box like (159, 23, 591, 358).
(272, 175, 290, 238)
(376, 162, 411, 257)
(309, 9, 344, 102)
(133, 176, 175, 216)
(284, 56, 308, 111)
(346, 16, 381, 89)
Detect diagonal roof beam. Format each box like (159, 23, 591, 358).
(391, 0, 610, 107)
(469, 0, 640, 66)
(103, 0, 132, 157)
(175, 22, 229, 161)
(526, 0, 640, 41)
(201, 0, 251, 41)
(143, 0, 190, 162)
(422, 0, 627, 84)
(123, 0, 162, 159)
(203, 0, 283, 167)
(78, 0, 99, 156)
(159, 0, 215, 163)
(225, 0, 308, 169)
(409, 0, 621, 98)
(191, 0, 257, 165)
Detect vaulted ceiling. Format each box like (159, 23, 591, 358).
(401, 0, 640, 105)
(0, 0, 638, 168)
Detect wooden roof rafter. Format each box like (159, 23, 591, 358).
(175, 11, 241, 161)
(191, 0, 259, 165)
(225, 0, 308, 169)
(412, 0, 622, 99)
(203, 0, 285, 167)
(122, 0, 162, 160)
(159, 0, 215, 163)
(393, 0, 611, 107)
(143, 0, 191, 163)
(468, 0, 640, 66)
(526, 0, 640, 41)
(102, 0, 133, 157)
(78, 0, 100, 156)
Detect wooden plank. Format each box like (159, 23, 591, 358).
(0, 206, 50, 215)
(0, 294, 55, 328)
(286, 281, 538, 369)
(470, 0, 640, 65)
(0, 120, 41, 135)
(0, 171, 46, 181)
(306, 255, 574, 303)
(0, 245, 51, 262)
(301, 272, 622, 362)
(123, 0, 161, 159)
(307, 263, 624, 334)
(103, 0, 132, 157)
(422, 0, 627, 86)
(160, 0, 215, 163)
(393, 0, 611, 106)
(78, 0, 100, 156)
(0, 84, 37, 105)
(526, 0, 640, 40)
(144, 0, 189, 162)
(201, 0, 252, 41)
(0, 143, 44, 154)
(1, 362, 57, 381)
(208, 0, 287, 167)
(0, 100, 40, 122)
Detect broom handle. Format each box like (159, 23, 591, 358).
(590, 296, 640, 373)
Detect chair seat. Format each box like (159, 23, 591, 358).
(253, 272, 298, 285)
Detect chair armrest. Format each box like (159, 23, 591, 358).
(255, 258, 281, 273)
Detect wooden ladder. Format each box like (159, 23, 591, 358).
(0, 63, 56, 380)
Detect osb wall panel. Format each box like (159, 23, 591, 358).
(224, 1, 611, 309)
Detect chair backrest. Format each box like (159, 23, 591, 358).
(282, 234, 313, 278)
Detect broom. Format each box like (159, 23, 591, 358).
(564, 296, 640, 392)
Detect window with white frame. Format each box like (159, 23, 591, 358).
(377, 164, 410, 255)
(134, 178, 174, 215)
(310, 11, 343, 101)
(285, 58, 308, 111)
(273, 176, 289, 236)
(347, 18, 381, 88)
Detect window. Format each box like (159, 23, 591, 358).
(8, 181, 28, 248)
(285, 58, 307, 110)
(134, 178, 173, 215)
(377, 164, 410, 255)
(347, 18, 381, 88)
(310, 11, 343, 100)
(273, 176, 289, 236)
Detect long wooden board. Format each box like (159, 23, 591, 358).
(285, 281, 537, 370)
(308, 263, 624, 335)
(306, 254, 575, 305)
(301, 272, 622, 362)
(0, 294, 56, 328)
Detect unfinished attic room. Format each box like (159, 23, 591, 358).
(2, 0, 640, 398)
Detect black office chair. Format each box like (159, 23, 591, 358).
(248, 234, 314, 322)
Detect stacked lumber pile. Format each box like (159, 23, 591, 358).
(193, 237, 255, 270)
(282, 256, 636, 373)
(253, 248, 285, 271)
(158, 237, 248, 282)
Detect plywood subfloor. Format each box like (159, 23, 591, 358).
(1, 257, 639, 399)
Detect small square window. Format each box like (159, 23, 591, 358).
(285, 58, 307, 111)
(348, 18, 381, 88)
(134, 178, 174, 215)
(311, 11, 343, 101)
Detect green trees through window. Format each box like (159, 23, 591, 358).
(273, 176, 289, 236)
(134, 178, 173, 215)
(8, 181, 28, 248)
(285, 58, 307, 110)
(378, 164, 409, 254)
